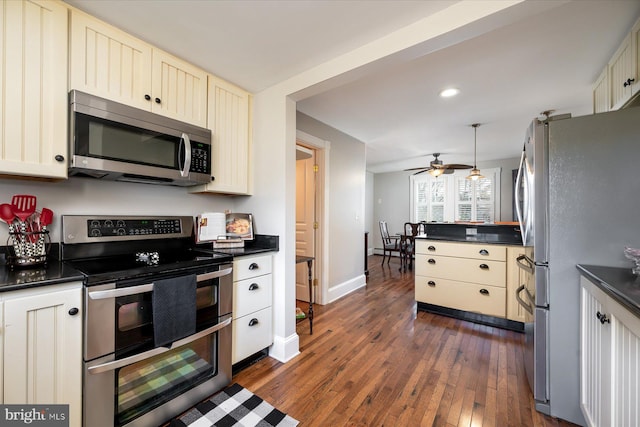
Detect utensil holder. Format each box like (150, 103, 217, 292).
(6, 230, 51, 267)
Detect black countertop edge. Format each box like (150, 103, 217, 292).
(0, 260, 85, 293)
(415, 236, 524, 245)
(577, 264, 640, 318)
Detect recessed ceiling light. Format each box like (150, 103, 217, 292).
(439, 88, 459, 98)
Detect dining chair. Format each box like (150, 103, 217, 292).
(400, 222, 426, 271)
(379, 221, 401, 266)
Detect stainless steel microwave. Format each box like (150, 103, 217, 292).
(69, 90, 212, 187)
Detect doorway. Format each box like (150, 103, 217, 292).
(295, 143, 315, 302)
(295, 130, 327, 306)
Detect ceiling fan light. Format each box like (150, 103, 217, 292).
(439, 88, 459, 98)
(466, 168, 484, 180)
(429, 168, 444, 177)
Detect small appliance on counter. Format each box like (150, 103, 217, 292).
(0, 195, 53, 268)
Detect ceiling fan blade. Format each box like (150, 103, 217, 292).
(443, 163, 473, 170)
(404, 166, 432, 172)
(412, 169, 430, 175)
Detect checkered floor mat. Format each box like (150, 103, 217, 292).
(169, 383, 299, 427)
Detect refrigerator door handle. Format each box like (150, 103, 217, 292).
(515, 284, 534, 315)
(515, 149, 526, 243)
(516, 254, 534, 274)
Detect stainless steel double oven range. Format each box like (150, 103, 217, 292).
(60, 215, 233, 427)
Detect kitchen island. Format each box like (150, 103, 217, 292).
(414, 223, 528, 331)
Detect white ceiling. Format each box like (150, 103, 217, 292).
(65, 0, 640, 173)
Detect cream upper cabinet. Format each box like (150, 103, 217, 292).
(0, 0, 68, 179)
(3, 282, 83, 427)
(608, 33, 636, 111)
(190, 75, 252, 195)
(70, 10, 207, 127)
(593, 16, 640, 112)
(592, 68, 609, 113)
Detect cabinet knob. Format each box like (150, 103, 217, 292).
(479, 249, 489, 256)
(596, 311, 610, 324)
(623, 78, 635, 87)
(248, 262, 259, 270)
(479, 263, 489, 270)
(427, 245, 436, 251)
(155, 97, 161, 104)
(427, 280, 436, 287)
(144, 94, 151, 101)
(248, 318, 259, 327)
(248, 283, 259, 291)
(479, 288, 489, 295)
(68, 307, 79, 316)
(427, 258, 436, 264)
(54, 154, 65, 162)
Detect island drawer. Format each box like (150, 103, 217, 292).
(416, 240, 506, 261)
(415, 276, 506, 317)
(415, 254, 506, 287)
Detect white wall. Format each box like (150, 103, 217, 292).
(296, 112, 366, 302)
(0, 177, 232, 243)
(369, 157, 520, 251)
(365, 171, 374, 255)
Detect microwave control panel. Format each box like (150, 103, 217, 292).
(190, 143, 210, 174)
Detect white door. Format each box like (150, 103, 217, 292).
(296, 145, 315, 302)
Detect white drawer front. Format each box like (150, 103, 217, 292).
(415, 254, 506, 287)
(232, 307, 273, 364)
(233, 254, 273, 281)
(416, 240, 506, 261)
(233, 274, 272, 319)
(415, 276, 506, 317)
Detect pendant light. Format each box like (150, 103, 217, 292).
(467, 123, 484, 181)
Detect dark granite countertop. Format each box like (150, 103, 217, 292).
(413, 223, 523, 245)
(577, 264, 640, 318)
(0, 260, 85, 293)
(416, 235, 523, 245)
(197, 234, 279, 257)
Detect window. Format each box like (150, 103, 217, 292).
(410, 168, 501, 223)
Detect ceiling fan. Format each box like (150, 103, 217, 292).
(405, 153, 472, 177)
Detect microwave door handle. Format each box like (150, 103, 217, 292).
(515, 284, 534, 315)
(87, 317, 232, 374)
(180, 133, 191, 177)
(515, 149, 526, 243)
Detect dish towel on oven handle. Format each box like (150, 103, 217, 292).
(152, 274, 197, 348)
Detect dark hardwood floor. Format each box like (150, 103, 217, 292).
(233, 255, 579, 427)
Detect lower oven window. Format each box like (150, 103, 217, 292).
(116, 334, 217, 426)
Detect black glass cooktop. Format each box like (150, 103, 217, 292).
(66, 249, 232, 286)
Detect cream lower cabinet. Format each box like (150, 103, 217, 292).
(415, 240, 507, 318)
(232, 254, 273, 364)
(0, 0, 68, 179)
(70, 9, 207, 127)
(580, 276, 640, 427)
(2, 282, 83, 427)
(191, 75, 252, 195)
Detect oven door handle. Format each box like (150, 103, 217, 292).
(87, 317, 232, 375)
(88, 268, 233, 300)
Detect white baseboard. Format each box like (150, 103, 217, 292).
(327, 274, 366, 304)
(269, 333, 300, 363)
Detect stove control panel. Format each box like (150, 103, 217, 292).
(88, 218, 182, 237)
(61, 215, 194, 244)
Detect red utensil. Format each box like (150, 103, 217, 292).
(40, 208, 53, 229)
(11, 194, 36, 224)
(0, 203, 16, 231)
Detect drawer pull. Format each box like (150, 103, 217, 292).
(479, 249, 489, 256)
(248, 283, 260, 291)
(427, 280, 436, 287)
(427, 245, 436, 251)
(479, 263, 489, 270)
(248, 262, 259, 270)
(428, 258, 436, 264)
(248, 318, 259, 326)
(479, 288, 490, 295)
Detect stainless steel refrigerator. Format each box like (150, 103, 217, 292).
(514, 106, 640, 425)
